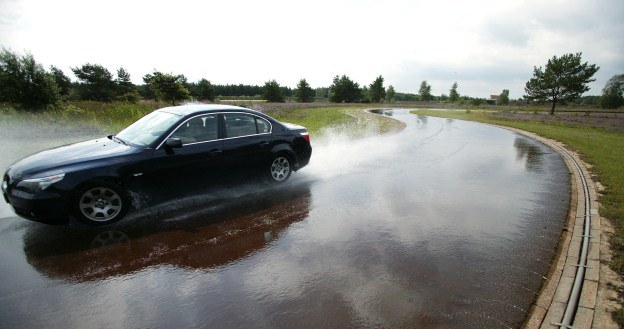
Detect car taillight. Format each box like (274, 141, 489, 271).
(300, 132, 310, 142)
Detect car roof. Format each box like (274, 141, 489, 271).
(157, 104, 259, 117)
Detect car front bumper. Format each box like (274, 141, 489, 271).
(3, 188, 70, 224)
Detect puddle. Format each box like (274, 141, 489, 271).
(0, 110, 570, 328)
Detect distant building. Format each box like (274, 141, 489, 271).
(486, 94, 499, 105)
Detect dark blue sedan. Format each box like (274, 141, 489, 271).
(2, 105, 312, 225)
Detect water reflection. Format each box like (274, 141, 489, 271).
(368, 108, 394, 117)
(23, 182, 311, 282)
(90, 230, 130, 248)
(513, 136, 545, 172)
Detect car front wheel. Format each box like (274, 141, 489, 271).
(269, 155, 292, 183)
(73, 180, 129, 225)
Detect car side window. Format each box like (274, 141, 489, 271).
(255, 117, 270, 134)
(171, 114, 218, 144)
(224, 113, 261, 138)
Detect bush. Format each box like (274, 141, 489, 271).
(117, 91, 141, 104)
(471, 98, 485, 106)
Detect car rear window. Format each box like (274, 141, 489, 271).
(224, 113, 270, 138)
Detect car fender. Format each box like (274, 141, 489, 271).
(269, 143, 295, 158)
(269, 143, 302, 170)
(55, 152, 149, 192)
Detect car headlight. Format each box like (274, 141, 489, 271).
(17, 173, 65, 193)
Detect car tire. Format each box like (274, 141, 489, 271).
(72, 180, 129, 225)
(268, 154, 292, 183)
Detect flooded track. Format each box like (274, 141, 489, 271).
(0, 110, 570, 328)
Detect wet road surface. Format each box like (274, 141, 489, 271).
(0, 110, 570, 328)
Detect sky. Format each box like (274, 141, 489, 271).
(1, 0, 623, 99)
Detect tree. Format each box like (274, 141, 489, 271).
(72, 63, 116, 102)
(329, 75, 361, 103)
(600, 74, 624, 109)
(294, 79, 314, 102)
(369, 75, 386, 103)
(449, 82, 459, 102)
(49, 66, 71, 100)
(394, 92, 418, 101)
(524, 53, 599, 115)
(281, 86, 293, 98)
(315, 87, 329, 99)
(386, 85, 396, 103)
(143, 71, 191, 105)
(212, 84, 263, 98)
(360, 86, 370, 103)
(196, 78, 215, 102)
(262, 80, 285, 102)
(0, 48, 60, 111)
(116, 67, 132, 88)
(137, 83, 155, 100)
(115, 67, 140, 103)
(497, 89, 510, 105)
(419, 80, 433, 101)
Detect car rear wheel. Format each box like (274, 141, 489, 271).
(269, 155, 292, 183)
(73, 180, 129, 225)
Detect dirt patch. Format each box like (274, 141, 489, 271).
(490, 111, 624, 132)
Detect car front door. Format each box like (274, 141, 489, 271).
(137, 114, 225, 194)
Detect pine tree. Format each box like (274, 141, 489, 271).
(449, 82, 459, 102)
(525, 53, 599, 114)
(263, 80, 285, 102)
(369, 75, 386, 103)
(295, 79, 314, 102)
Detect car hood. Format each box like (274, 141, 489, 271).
(7, 137, 141, 180)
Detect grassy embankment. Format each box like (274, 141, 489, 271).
(411, 108, 624, 321)
(0, 101, 169, 133)
(0, 102, 400, 137)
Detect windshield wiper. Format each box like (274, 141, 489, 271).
(112, 135, 130, 146)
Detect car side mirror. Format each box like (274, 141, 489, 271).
(165, 138, 183, 149)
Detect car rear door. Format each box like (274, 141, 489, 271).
(221, 113, 273, 173)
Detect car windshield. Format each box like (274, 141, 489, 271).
(115, 111, 181, 147)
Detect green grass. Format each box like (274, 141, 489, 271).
(1, 101, 168, 134)
(265, 107, 357, 134)
(411, 108, 624, 322)
(64, 101, 168, 132)
(265, 107, 403, 138)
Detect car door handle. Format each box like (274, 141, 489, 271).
(259, 141, 270, 148)
(209, 149, 222, 155)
